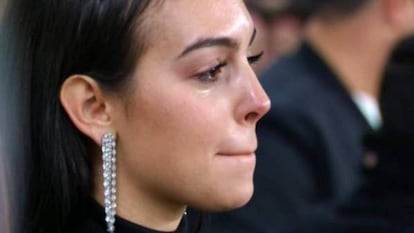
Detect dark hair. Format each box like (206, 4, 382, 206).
(291, 0, 372, 19)
(380, 36, 414, 139)
(19, 1, 160, 232)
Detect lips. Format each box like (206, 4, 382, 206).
(217, 151, 255, 156)
(217, 136, 257, 157)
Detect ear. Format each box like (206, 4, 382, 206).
(60, 75, 114, 146)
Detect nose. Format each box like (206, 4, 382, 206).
(236, 66, 271, 125)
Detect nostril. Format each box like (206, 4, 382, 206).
(245, 112, 259, 122)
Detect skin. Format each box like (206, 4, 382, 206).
(61, 0, 270, 231)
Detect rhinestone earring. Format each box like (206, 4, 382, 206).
(102, 132, 117, 233)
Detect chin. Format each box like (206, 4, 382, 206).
(197, 183, 254, 212)
(222, 185, 254, 210)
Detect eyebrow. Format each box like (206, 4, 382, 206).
(178, 27, 257, 59)
(249, 28, 257, 46)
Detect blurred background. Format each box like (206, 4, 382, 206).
(0, 0, 5, 20)
(1, 0, 27, 232)
(1, 0, 11, 232)
(244, 0, 311, 74)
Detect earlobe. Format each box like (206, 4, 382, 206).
(60, 75, 113, 145)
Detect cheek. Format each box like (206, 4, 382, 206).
(116, 76, 254, 211)
(119, 85, 233, 179)
(144, 91, 229, 154)
(146, 91, 253, 209)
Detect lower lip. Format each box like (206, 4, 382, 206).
(215, 153, 256, 165)
(217, 153, 255, 157)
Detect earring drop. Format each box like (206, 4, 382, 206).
(102, 132, 117, 233)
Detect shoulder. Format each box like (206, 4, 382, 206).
(260, 57, 338, 117)
(259, 51, 368, 132)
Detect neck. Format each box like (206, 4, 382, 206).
(93, 164, 186, 232)
(305, 12, 397, 100)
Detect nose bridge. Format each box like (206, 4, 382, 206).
(235, 64, 271, 123)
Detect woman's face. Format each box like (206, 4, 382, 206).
(111, 0, 270, 211)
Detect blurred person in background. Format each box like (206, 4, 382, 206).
(244, 0, 309, 74)
(288, 35, 414, 233)
(210, 0, 414, 232)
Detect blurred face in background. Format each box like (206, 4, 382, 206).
(245, 0, 305, 74)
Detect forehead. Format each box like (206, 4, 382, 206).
(145, 0, 253, 56)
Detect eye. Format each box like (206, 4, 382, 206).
(247, 51, 264, 64)
(196, 61, 228, 82)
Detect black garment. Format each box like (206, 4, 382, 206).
(72, 200, 210, 233)
(286, 133, 414, 233)
(210, 42, 372, 233)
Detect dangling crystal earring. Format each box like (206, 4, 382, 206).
(102, 132, 117, 233)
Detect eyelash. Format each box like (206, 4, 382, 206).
(248, 51, 264, 64)
(196, 51, 264, 82)
(197, 61, 227, 82)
